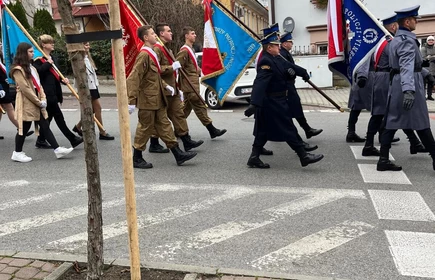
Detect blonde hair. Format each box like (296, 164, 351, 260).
(38, 34, 54, 48)
(84, 42, 97, 70)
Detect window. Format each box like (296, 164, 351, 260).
(318, 45, 328, 55)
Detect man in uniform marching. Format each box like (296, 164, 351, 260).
(377, 6, 435, 171)
(176, 26, 227, 139)
(127, 25, 197, 169)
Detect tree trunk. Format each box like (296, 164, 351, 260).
(55, 1, 104, 279)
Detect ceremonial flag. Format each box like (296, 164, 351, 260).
(117, 0, 143, 77)
(327, 0, 389, 83)
(1, 6, 42, 84)
(201, 0, 261, 104)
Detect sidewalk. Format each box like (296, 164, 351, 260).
(62, 82, 435, 113)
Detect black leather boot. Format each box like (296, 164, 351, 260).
(206, 123, 227, 139)
(362, 146, 380, 156)
(300, 153, 324, 167)
(247, 147, 270, 168)
(133, 148, 153, 169)
(346, 131, 366, 143)
(305, 128, 323, 139)
(149, 137, 169, 153)
(303, 141, 318, 151)
(70, 136, 84, 148)
(410, 143, 428, 154)
(260, 147, 273, 155)
(377, 157, 402, 171)
(171, 146, 197, 165)
(180, 134, 204, 151)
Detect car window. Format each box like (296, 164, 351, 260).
(197, 53, 255, 69)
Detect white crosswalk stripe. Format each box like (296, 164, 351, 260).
(0, 180, 29, 188)
(357, 164, 412, 184)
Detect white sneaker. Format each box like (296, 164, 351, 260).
(54, 147, 74, 159)
(11, 151, 32, 163)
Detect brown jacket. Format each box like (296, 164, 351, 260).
(127, 50, 168, 110)
(176, 46, 201, 93)
(11, 65, 48, 135)
(153, 44, 178, 96)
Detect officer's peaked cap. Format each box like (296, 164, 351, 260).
(394, 5, 420, 20)
(260, 32, 280, 45)
(382, 14, 397, 25)
(261, 23, 280, 37)
(280, 32, 293, 43)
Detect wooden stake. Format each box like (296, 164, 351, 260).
(107, 0, 141, 279)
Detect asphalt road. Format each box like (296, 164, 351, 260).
(1, 97, 434, 280)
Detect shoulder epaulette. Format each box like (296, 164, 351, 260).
(401, 35, 407, 41)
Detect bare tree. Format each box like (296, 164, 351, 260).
(56, 0, 104, 279)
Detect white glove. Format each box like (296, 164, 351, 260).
(128, 105, 136, 115)
(166, 85, 175, 96)
(40, 100, 47, 108)
(172, 61, 182, 70)
(179, 90, 184, 102)
(0, 90, 5, 98)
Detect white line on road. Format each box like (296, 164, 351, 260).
(369, 190, 435, 222)
(250, 220, 374, 270)
(0, 180, 30, 188)
(0, 194, 146, 237)
(150, 190, 365, 260)
(47, 187, 255, 252)
(386, 230, 435, 278)
(358, 164, 411, 184)
(0, 184, 87, 211)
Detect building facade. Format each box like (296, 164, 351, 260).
(19, 0, 52, 25)
(269, 0, 435, 54)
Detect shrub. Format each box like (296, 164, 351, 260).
(33, 9, 57, 36)
(7, 1, 30, 30)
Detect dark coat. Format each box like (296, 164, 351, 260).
(371, 39, 391, 116)
(348, 59, 372, 111)
(251, 52, 299, 142)
(33, 56, 63, 104)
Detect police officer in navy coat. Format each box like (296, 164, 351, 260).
(378, 5, 435, 171)
(244, 32, 324, 168)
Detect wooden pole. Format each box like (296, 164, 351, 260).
(107, 0, 141, 279)
(3, 6, 105, 132)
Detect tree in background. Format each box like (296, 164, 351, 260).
(7, 1, 30, 30)
(33, 9, 57, 36)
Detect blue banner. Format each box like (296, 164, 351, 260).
(2, 8, 42, 84)
(201, 1, 261, 103)
(329, 0, 388, 83)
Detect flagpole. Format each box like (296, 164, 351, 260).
(123, 0, 208, 107)
(3, 6, 105, 132)
(353, 0, 390, 36)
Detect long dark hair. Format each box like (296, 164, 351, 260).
(10, 42, 33, 79)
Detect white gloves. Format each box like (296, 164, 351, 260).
(128, 105, 136, 115)
(179, 90, 184, 102)
(40, 100, 47, 108)
(166, 85, 175, 96)
(0, 90, 5, 98)
(172, 61, 182, 70)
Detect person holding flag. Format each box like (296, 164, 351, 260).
(176, 26, 227, 139)
(10, 42, 73, 162)
(150, 23, 204, 152)
(33, 34, 83, 149)
(127, 25, 197, 168)
(377, 5, 435, 172)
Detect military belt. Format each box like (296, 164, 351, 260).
(267, 90, 288, 97)
(390, 68, 422, 75)
(375, 68, 390, 72)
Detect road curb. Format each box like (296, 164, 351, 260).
(0, 251, 349, 280)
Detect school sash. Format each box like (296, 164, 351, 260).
(140, 46, 161, 73)
(30, 66, 41, 93)
(0, 61, 6, 74)
(181, 45, 198, 71)
(37, 57, 61, 81)
(154, 42, 179, 82)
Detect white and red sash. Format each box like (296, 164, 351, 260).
(141, 46, 161, 73)
(0, 61, 6, 75)
(155, 42, 178, 81)
(30, 66, 41, 93)
(38, 57, 61, 81)
(373, 37, 389, 69)
(181, 45, 198, 71)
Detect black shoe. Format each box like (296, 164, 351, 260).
(300, 153, 324, 167)
(260, 147, 273, 155)
(362, 146, 380, 156)
(26, 130, 34, 137)
(171, 146, 197, 165)
(206, 123, 227, 139)
(427, 96, 434, 101)
(305, 128, 323, 139)
(346, 132, 366, 143)
(247, 155, 270, 168)
(133, 157, 153, 169)
(180, 134, 204, 151)
(35, 140, 52, 149)
(149, 143, 170, 153)
(0, 136, 4, 140)
(410, 143, 428, 154)
(99, 133, 115, 140)
(70, 136, 83, 148)
(378, 135, 400, 143)
(72, 125, 83, 136)
(377, 158, 402, 171)
(303, 141, 318, 152)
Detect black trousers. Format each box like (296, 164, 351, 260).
(380, 128, 435, 158)
(365, 115, 384, 146)
(348, 110, 361, 132)
(296, 116, 310, 132)
(252, 130, 305, 157)
(16, 114, 59, 152)
(38, 102, 76, 143)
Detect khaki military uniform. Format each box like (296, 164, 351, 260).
(176, 46, 212, 126)
(127, 48, 178, 151)
(153, 43, 189, 136)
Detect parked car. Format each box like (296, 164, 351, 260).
(196, 52, 256, 109)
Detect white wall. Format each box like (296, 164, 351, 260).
(294, 55, 332, 88)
